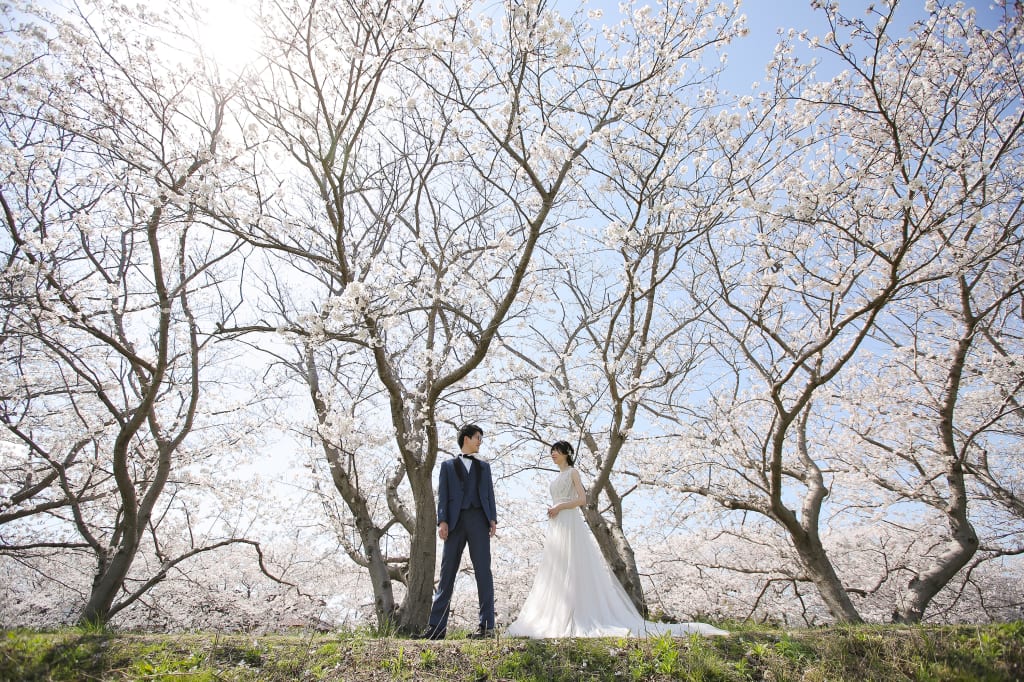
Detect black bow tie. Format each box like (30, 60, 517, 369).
(461, 454, 476, 460)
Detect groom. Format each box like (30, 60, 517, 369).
(418, 424, 497, 640)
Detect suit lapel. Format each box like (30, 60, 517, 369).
(454, 457, 468, 485)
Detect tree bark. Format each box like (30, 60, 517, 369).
(398, 466, 440, 632)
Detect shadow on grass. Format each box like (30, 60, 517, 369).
(1, 631, 116, 682)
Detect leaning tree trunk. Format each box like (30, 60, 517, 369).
(788, 526, 864, 624)
(772, 412, 864, 624)
(891, 497, 978, 624)
(582, 504, 648, 616)
(79, 295, 172, 625)
(324, 454, 399, 628)
(892, 328, 979, 623)
(360, 524, 398, 626)
(304, 346, 398, 628)
(576, 426, 650, 616)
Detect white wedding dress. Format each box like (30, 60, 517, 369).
(506, 468, 727, 639)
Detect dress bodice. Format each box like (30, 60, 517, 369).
(549, 468, 577, 505)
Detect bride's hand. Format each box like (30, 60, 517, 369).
(547, 505, 560, 518)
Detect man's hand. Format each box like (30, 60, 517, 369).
(438, 522, 449, 540)
(489, 521, 497, 538)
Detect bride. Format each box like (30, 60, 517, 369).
(506, 441, 727, 639)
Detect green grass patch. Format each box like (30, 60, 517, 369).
(0, 622, 1021, 681)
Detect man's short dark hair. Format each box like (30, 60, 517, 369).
(458, 424, 483, 448)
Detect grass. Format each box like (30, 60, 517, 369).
(0, 621, 1021, 681)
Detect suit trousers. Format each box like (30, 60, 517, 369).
(428, 506, 494, 633)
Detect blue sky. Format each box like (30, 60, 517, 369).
(727, 0, 1010, 90)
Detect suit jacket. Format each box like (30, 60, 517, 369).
(437, 456, 497, 533)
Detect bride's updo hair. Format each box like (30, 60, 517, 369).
(551, 440, 575, 466)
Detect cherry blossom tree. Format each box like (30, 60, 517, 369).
(496, 1, 746, 615)
(0, 0, 278, 626)
(838, 229, 1024, 622)
(644, 0, 1024, 624)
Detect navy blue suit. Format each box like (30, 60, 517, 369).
(427, 455, 497, 634)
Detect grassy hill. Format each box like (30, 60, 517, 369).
(2, 621, 1022, 681)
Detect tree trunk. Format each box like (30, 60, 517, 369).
(300, 340, 404, 628)
(789, 528, 863, 624)
(79, 542, 138, 626)
(892, 316, 979, 623)
(773, 415, 863, 624)
(78, 382, 168, 627)
(891, 510, 978, 624)
(890, 447, 979, 624)
(78, 444, 171, 626)
(397, 465, 439, 633)
(359, 524, 398, 628)
(583, 505, 647, 616)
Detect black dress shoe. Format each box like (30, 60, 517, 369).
(412, 626, 445, 640)
(466, 625, 495, 639)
